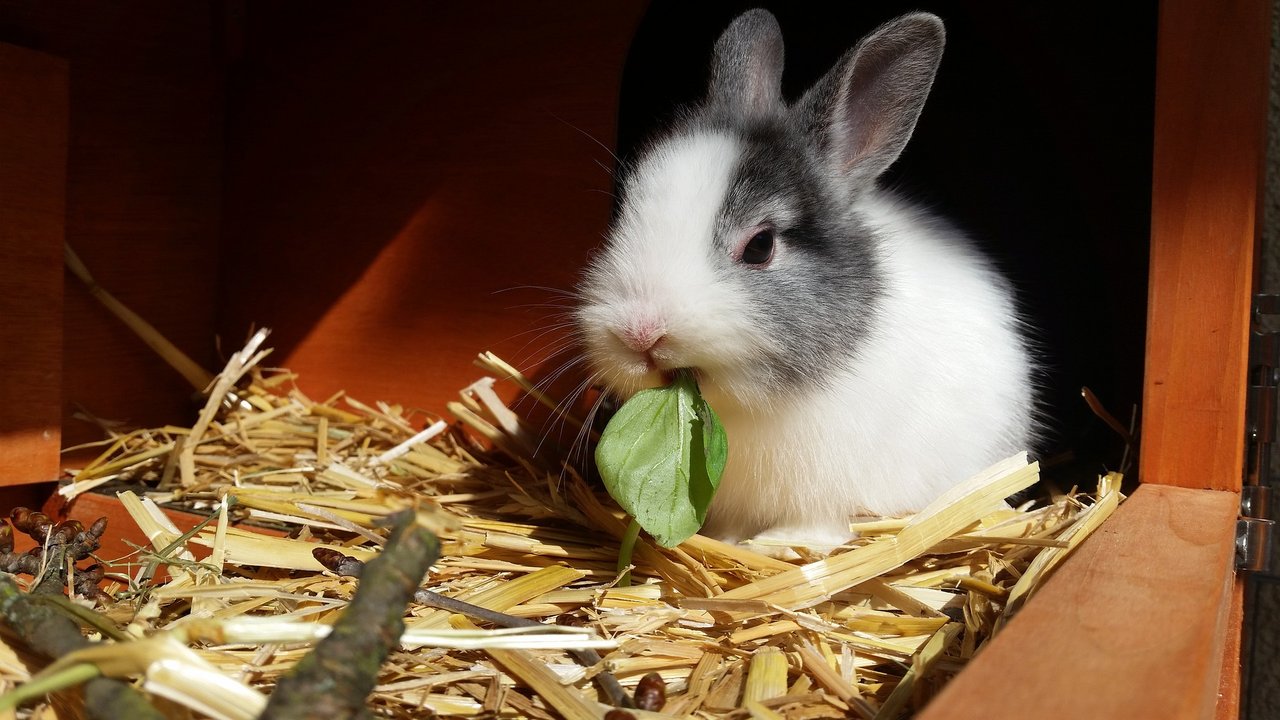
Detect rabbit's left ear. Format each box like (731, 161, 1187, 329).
(798, 13, 945, 190)
(707, 9, 786, 119)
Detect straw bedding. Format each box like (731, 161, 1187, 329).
(10, 331, 1122, 719)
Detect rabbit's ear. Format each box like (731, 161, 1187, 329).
(707, 9, 785, 119)
(798, 13, 945, 190)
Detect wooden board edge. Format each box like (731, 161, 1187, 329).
(1138, 0, 1268, 491)
(0, 42, 69, 487)
(916, 484, 1240, 719)
(3, 490, 286, 563)
(1215, 578, 1245, 719)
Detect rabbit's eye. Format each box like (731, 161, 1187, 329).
(741, 229, 775, 265)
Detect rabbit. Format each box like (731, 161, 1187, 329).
(574, 9, 1036, 553)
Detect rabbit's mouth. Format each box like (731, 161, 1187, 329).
(642, 346, 683, 380)
(661, 368, 701, 386)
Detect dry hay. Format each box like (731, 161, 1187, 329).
(31, 332, 1122, 720)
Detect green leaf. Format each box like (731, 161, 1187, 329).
(595, 372, 727, 548)
(691, 385, 727, 524)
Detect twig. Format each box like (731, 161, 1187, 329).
(1081, 386, 1137, 447)
(0, 575, 164, 719)
(63, 243, 213, 391)
(416, 589, 634, 709)
(262, 511, 440, 720)
(316, 547, 634, 709)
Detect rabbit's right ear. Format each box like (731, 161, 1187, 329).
(799, 13, 945, 191)
(708, 9, 785, 119)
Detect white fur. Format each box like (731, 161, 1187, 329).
(579, 129, 1033, 552)
(579, 132, 769, 397)
(703, 192, 1033, 547)
(576, 10, 1032, 553)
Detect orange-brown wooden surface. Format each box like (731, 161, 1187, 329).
(0, 43, 67, 486)
(4, 492, 285, 571)
(0, 3, 648, 460)
(1217, 577, 1245, 720)
(0, 1, 229, 453)
(916, 483, 1240, 720)
(1138, 0, 1267, 710)
(215, 3, 648, 418)
(1140, 0, 1269, 492)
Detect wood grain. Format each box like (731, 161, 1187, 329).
(1140, 0, 1269, 491)
(1137, 0, 1267, 713)
(21, 492, 210, 563)
(0, 43, 67, 486)
(1216, 578, 1244, 720)
(916, 483, 1239, 720)
(4, 491, 286, 569)
(0, 1, 229, 453)
(215, 3, 648, 418)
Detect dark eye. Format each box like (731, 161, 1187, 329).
(741, 229, 775, 265)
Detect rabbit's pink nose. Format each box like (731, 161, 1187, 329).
(616, 322, 667, 353)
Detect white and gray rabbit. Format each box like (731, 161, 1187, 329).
(575, 10, 1035, 552)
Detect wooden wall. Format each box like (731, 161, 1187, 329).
(0, 1, 228, 456)
(0, 43, 66, 487)
(1140, 0, 1270, 493)
(0, 2, 648, 478)
(216, 2, 649, 418)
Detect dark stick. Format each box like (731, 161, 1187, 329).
(315, 548, 635, 709)
(0, 575, 165, 720)
(262, 511, 440, 720)
(414, 589, 635, 710)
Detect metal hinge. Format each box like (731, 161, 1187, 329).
(1242, 294, 1280, 572)
(1238, 486, 1274, 572)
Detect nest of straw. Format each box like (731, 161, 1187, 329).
(26, 330, 1122, 720)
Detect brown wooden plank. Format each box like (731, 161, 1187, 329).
(916, 483, 1239, 720)
(0, 43, 68, 487)
(3, 491, 286, 569)
(1139, 0, 1269, 491)
(215, 3, 648, 419)
(0, 1, 230, 453)
(0, 483, 57, 521)
(1216, 578, 1244, 720)
(29, 492, 214, 563)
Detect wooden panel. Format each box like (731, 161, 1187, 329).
(1140, 0, 1269, 491)
(0, 43, 67, 486)
(216, 3, 648, 416)
(916, 484, 1239, 720)
(1, 492, 285, 574)
(0, 1, 229, 452)
(1216, 578, 1244, 720)
(18, 492, 215, 564)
